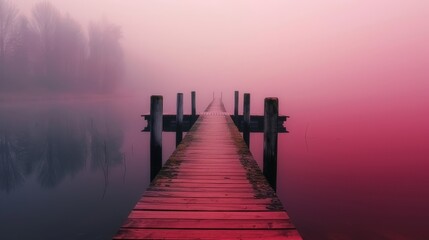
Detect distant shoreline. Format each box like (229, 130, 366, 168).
(0, 91, 136, 103)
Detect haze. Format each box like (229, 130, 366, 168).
(3, 1, 429, 239)
(13, 0, 429, 101)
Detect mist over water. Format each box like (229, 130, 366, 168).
(1, 1, 122, 93)
(2, 0, 429, 239)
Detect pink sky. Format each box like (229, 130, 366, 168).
(14, 1, 429, 101)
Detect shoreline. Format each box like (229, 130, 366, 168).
(0, 91, 137, 103)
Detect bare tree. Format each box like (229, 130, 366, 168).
(0, 0, 19, 82)
(56, 14, 86, 89)
(31, 1, 61, 86)
(0, 1, 123, 93)
(87, 19, 123, 92)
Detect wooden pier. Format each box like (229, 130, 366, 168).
(113, 98, 302, 239)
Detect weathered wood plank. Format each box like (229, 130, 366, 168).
(128, 210, 289, 219)
(114, 229, 302, 240)
(171, 167, 245, 172)
(174, 172, 248, 177)
(143, 191, 257, 198)
(139, 197, 275, 205)
(134, 203, 277, 211)
(168, 175, 249, 180)
(147, 187, 255, 193)
(121, 219, 294, 229)
(155, 179, 250, 184)
(152, 183, 253, 188)
(173, 164, 244, 168)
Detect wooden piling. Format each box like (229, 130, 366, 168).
(150, 95, 163, 181)
(191, 91, 196, 116)
(234, 91, 239, 117)
(176, 93, 183, 146)
(243, 93, 250, 146)
(263, 98, 278, 191)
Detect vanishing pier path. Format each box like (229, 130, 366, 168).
(114, 99, 302, 239)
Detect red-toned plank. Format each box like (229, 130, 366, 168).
(155, 179, 250, 184)
(143, 191, 256, 198)
(114, 229, 302, 240)
(128, 210, 289, 219)
(139, 197, 274, 205)
(164, 168, 247, 173)
(153, 183, 252, 188)
(122, 219, 294, 229)
(134, 202, 275, 211)
(171, 175, 249, 180)
(148, 187, 254, 193)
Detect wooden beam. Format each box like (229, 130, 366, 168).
(263, 97, 279, 191)
(176, 93, 183, 146)
(150, 95, 163, 181)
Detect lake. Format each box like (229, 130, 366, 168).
(0, 95, 428, 240)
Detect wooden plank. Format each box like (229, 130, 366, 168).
(114, 229, 302, 239)
(122, 219, 294, 229)
(147, 187, 255, 193)
(173, 159, 241, 163)
(152, 183, 252, 188)
(185, 147, 239, 150)
(139, 197, 275, 205)
(134, 203, 276, 211)
(128, 210, 289, 219)
(163, 168, 247, 173)
(155, 179, 250, 184)
(169, 175, 249, 180)
(143, 191, 257, 198)
(183, 150, 239, 153)
(177, 163, 243, 166)
(174, 155, 240, 159)
(174, 172, 248, 177)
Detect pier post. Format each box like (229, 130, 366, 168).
(234, 91, 239, 117)
(191, 91, 196, 116)
(263, 98, 278, 191)
(150, 95, 163, 181)
(243, 93, 250, 146)
(176, 93, 183, 146)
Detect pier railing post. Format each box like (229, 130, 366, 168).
(263, 98, 278, 191)
(176, 93, 183, 146)
(150, 95, 163, 181)
(234, 90, 239, 117)
(243, 93, 250, 146)
(191, 91, 196, 116)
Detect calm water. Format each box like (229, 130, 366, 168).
(0, 96, 428, 239)
(0, 96, 172, 240)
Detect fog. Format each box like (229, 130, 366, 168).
(2, 1, 429, 239)
(10, 1, 429, 100)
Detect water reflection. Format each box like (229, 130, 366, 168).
(0, 100, 124, 193)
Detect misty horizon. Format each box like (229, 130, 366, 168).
(1, 1, 123, 93)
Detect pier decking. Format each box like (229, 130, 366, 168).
(113, 99, 302, 239)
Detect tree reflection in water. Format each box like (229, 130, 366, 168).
(0, 101, 124, 193)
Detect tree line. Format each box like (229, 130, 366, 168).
(0, 101, 124, 192)
(0, 0, 123, 93)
